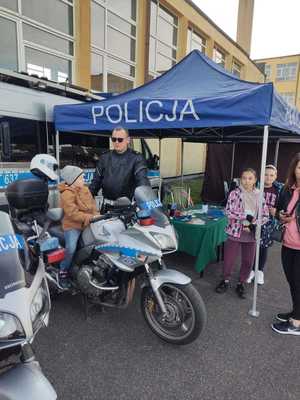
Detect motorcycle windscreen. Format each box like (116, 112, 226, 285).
(0, 362, 57, 400)
(134, 185, 169, 227)
(0, 211, 26, 299)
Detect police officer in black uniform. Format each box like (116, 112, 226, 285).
(89, 127, 150, 210)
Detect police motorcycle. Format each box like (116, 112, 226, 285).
(0, 156, 59, 399)
(48, 184, 207, 345)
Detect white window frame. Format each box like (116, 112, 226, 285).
(276, 63, 297, 81)
(91, 48, 135, 92)
(0, 1, 74, 82)
(149, 0, 178, 78)
(213, 46, 226, 68)
(91, 0, 137, 90)
(264, 64, 271, 80)
(0, 11, 20, 71)
(187, 27, 206, 55)
(232, 60, 242, 78)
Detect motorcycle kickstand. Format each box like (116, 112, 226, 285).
(82, 294, 103, 320)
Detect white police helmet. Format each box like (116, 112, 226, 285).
(30, 154, 59, 181)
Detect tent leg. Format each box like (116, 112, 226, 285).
(159, 138, 162, 201)
(249, 125, 269, 318)
(274, 139, 280, 167)
(181, 139, 184, 186)
(54, 130, 61, 207)
(55, 130, 60, 166)
(230, 143, 236, 181)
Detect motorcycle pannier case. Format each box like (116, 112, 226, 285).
(6, 179, 49, 210)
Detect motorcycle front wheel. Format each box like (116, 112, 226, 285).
(141, 283, 206, 345)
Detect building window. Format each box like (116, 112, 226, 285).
(0, 0, 18, 12)
(264, 64, 271, 80)
(276, 63, 297, 81)
(0, 1, 74, 82)
(280, 92, 295, 106)
(23, 23, 73, 55)
(22, 0, 73, 36)
(232, 60, 242, 78)
(91, 0, 136, 93)
(149, 0, 178, 77)
(25, 47, 71, 83)
(91, 52, 104, 92)
(213, 46, 225, 68)
(187, 27, 206, 54)
(0, 16, 18, 70)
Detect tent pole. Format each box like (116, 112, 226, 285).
(55, 130, 60, 166)
(249, 125, 269, 318)
(181, 139, 184, 185)
(55, 130, 61, 207)
(159, 138, 162, 200)
(274, 139, 280, 167)
(230, 143, 236, 181)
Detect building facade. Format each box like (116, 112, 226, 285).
(255, 54, 300, 111)
(0, 0, 264, 177)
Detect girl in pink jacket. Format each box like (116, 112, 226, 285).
(216, 168, 269, 298)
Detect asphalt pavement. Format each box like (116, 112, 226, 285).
(34, 243, 300, 400)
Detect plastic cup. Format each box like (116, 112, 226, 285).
(202, 204, 208, 213)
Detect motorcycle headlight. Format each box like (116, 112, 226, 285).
(30, 281, 49, 330)
(0, 312, 25, 340)
(151, 233, 176, 250)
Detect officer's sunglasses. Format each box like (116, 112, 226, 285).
(111, 137, 125, 143)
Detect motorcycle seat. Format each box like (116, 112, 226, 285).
(48, 224, 65, 247)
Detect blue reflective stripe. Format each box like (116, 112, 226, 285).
(0, 234, 25, 253)
(140, 199, 162, 210)
(96, 245, 138, 257)
(95, 244, 156, 257)
(0, 171, 37, 189)
(0, 169, 95, 189)
(0, 169, 153, 189)
(147, 170, 160, 177)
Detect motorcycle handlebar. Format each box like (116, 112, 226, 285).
(90, 206, 137, 224)
(90, 214, 112, 223)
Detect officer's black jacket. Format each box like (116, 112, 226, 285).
(89, 149, 150, 200)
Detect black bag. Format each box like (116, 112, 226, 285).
(271, 198, 299, 243)
(271, 223, 285, 243)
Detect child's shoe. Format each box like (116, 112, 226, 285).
(246, 270, 255, 283)
(58, 272, 72, 290)
(257, 271, 264, 285)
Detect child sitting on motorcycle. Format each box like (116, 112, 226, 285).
(58, 166, 100, 289)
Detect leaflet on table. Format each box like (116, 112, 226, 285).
(187, 218, 206, 225)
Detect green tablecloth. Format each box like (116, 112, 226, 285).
(172, 208, 227, 272)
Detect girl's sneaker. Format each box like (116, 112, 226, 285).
(236, 283, 246, 299)
(257, 271, 264, 285)
(276, 312, 293, 322)
(272, 321, 300, 336)
(215, 280, 229, 294)
(246, 270, 255, 283)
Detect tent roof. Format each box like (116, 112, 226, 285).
(54, 50, 300, 140)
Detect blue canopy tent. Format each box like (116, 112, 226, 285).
(54, 50, 300, 140)
(54, 50, 300, 317)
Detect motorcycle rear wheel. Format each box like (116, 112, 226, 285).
(141, 283, 206, 345)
